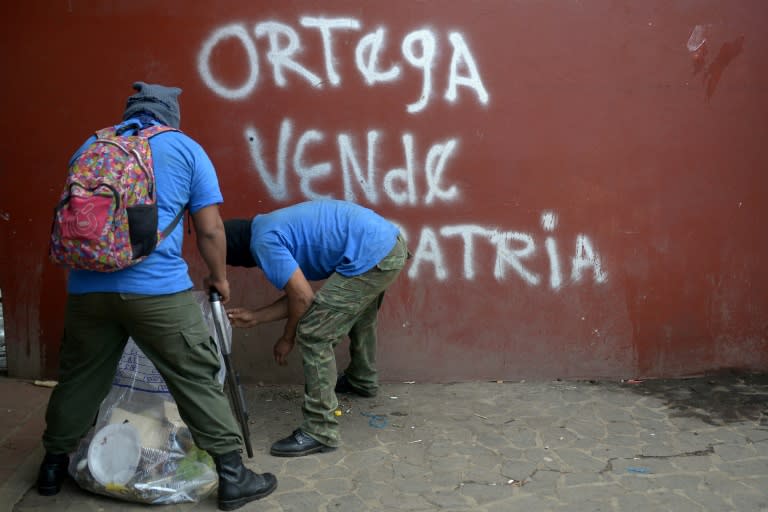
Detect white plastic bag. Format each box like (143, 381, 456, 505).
(68, 291, 230, 504)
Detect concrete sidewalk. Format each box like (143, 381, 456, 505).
(1, 373, 767, 511)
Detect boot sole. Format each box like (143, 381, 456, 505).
(270, 444, 337, 457)
(218, 479, 278, 511)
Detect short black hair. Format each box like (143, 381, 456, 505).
(223, 218, 257, 267)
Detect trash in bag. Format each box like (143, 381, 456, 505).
(68, 291, 231, 504)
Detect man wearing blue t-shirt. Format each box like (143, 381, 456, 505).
(38, 82, 277, 511)
(224, 200, 409, 457)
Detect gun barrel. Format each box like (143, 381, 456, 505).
(210, 288, 254, 458)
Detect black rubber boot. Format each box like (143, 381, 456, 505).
(214, 451, 277, 511)
(37, 452, 69, 496)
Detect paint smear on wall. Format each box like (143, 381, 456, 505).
(687, 24, 745, 100)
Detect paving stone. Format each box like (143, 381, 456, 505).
(454, 443, 498, 459)
(461, 469, 505, 487)
(522, 468, 561, 489)
(269, 475, 307, 492)
(670, 455, 716, 472)
(684, 488, 734, 510)
(729, 488, 768, 511)
(565, 419, 607, 440)
(552, 498, 613, 512)
(552, 448, 607, 472)
(561, 472, 607, 486)
(740, 475, 768, 493)
(313, 477, 355, 495)
(396, 474, 436, 494)
(280, 455, 323, 478)
(379, 492, 433, 510)
(425, 454, 469, 472)
(615, 473, 660, 491)
(500, 459, 538, 479)
(616, 491, 666, 510)
(654, 473, 705, 490)
(717, 458, 768, 476)
(709, 428, 754, 444)
(701, 473, 760, 496)
(605, 420, 640, 436)
(595, 406, 634, 423)
(426, 467, 463, 485)
(744, 428, 768, 443)
(633, 417, 670, 433)
(352, 480, 396, 501)
(420, 488, 472, 509)
(590, 443, 637, 459)
(272, 490, 326, 511)
(651, 489, 707, 512)
(714, 442, 759, 461)
(324, 494, 368, 512)
(485, 493, 561, 512)
(457, 480, 514, 505)
(556, 482, 626, 501)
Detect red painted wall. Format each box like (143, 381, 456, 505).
(1, 0, 766, 382)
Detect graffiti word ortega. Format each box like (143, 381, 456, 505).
(198, 18, 489, 113)
(397, 214, 607, 288)
(246, 118, 460, 206)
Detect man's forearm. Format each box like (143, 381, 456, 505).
(197, 228, 227, 281)
(281, 292, 313, 342)
(192, 205, 227, 282)
(255, 295, 290, 323)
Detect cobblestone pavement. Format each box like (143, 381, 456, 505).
(8, 373, 768, 512)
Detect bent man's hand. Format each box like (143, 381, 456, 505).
(226, 307, 258, 328)
(205, 276, 230, 304)
(273, 336, 295, 366)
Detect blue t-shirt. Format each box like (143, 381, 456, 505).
(67, 119, 223, 295)
(249, 200, 399, 290)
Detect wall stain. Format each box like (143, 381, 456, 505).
(703, 36, 745, 100)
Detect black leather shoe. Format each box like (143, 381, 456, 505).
(270, 430, 336, 457)
(37, 452, 69, 496)
(335, 374, 377, 397)
(214, 450, 277, 511)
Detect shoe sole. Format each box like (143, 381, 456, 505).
(218, 479, 278, 511)
(270, 445, 337, 457)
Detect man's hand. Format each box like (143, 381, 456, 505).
(205, 276, 230, 304)
(273, 336, 295, 366)
(226, 307, 258, 328)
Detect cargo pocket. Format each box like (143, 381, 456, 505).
(296, 300, 357, 344)
(127, 204, 159, 259)
(180, 328, 222, 382)
(376, 236, 407, 271)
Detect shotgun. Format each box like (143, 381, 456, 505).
(209, 288, 254, 458)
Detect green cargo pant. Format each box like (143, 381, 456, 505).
(42, 290, 243, 456)
(297, 234, 408, 447)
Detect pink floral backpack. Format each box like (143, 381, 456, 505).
(49, 123, 184, 272)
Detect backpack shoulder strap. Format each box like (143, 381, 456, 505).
(94, 125, 123, 139)
(141, 125, 180, 138)
(160, 206, 187, 240)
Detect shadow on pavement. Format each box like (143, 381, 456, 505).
(623, 372, 768, 427)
